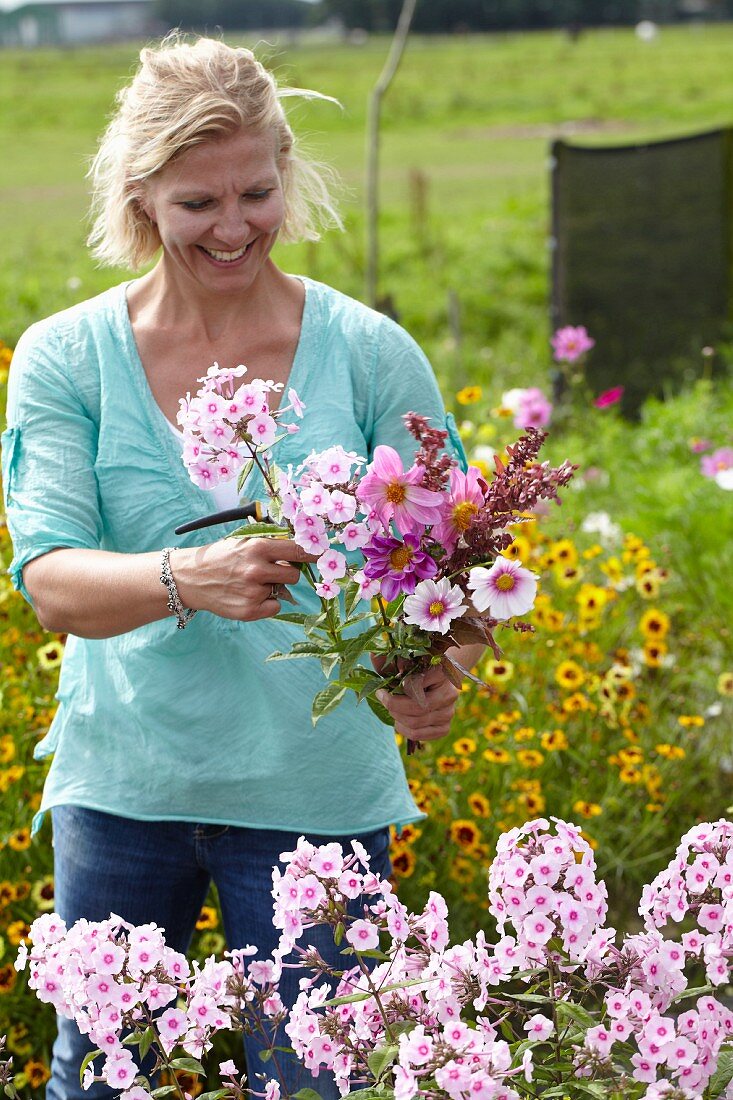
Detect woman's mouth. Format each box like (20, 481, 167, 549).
(198, 241, 253, 264)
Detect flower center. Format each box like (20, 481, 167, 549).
(428, 600, 446, 616)
(389, 545, 414, 570)
(386, 481, 407, 504)
(496, 573, 516, 591)
(451, 500, 479, 532)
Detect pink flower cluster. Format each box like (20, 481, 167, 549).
(700, 446, 733, 490)
(15, 911, 279, 1096)
(275, 837, 531, 1099)
(488, 817, 610, 966)
(177, 362, 303, 490)
(19, 819, 733, 1100)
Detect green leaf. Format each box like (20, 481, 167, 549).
(79, 1049, 102, 1085)
(334, 921, 345, 945)
(151, 1089, 180, 1099)
(268, 643, 328, 661)
(258, 1048, 273, 1062)
(274, 611, 311, 626)
(367, 1044, 398, 1081)
(312, 681, 348, 724)
(555, 1000, 596, 1028)
(343, 580, 362, 618)
(319, 653, 341, 679)
(138, 1025, 156, 1060)
(236, 459, 254, 492)
(366, 693, 394, 726)
(292, 1089, 324, 1100)
(197, 1092, 233, 1100)
(169, 1056, 205, 1074)
(709, 1049, 733, 1097)
(230, 521, 289, 538)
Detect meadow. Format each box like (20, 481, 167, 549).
(1, 24, 733, 1093)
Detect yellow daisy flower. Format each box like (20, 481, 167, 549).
(468, 792, 491, 818)
(573, 800, 602, 818)
(555, 660, 585, 690)
(37, 641, 64, 670)
(718, 672, 733, 697)
(639, 608, 670, 640)
(195, 905, 219, 931)
(456, 385, 482, 405)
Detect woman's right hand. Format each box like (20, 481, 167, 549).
(171, 537, 318, 622)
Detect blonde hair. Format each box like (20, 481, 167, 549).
(87, 35, 342, 269)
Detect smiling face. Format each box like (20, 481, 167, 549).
(140, 126, 286, 294)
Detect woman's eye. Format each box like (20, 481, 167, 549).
(181, 200, 210, 211)
(245, 190, 272, 201)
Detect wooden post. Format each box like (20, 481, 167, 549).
(365, 0, 418, 308)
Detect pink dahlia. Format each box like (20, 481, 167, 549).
(356, 445, 443, 535)
(362, 532, 437, 601)
(551, 325, 595, 363)
(701, 447, 733, 478)
(467, 557, 537, 620)
(430, 466, 486, 552)
(402, 577, 467, 635)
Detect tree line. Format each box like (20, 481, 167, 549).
(154, 0, 732, 34)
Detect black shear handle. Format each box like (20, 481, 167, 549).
(174, 500, 265, 536)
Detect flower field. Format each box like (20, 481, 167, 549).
(1, 24, 733, 1094)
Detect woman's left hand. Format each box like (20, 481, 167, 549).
(375, 664, 460, 744)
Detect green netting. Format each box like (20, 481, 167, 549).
(551, 129, 733, 414)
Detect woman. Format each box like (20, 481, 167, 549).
(2, 36, 479, 1099)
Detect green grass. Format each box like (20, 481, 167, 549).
(5, 23, 733, 376)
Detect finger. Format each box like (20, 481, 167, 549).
(255, 538, 319, 564)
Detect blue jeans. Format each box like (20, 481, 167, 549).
(48, 806, 391, 1100)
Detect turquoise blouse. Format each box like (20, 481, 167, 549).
(2, 277, 466, 837)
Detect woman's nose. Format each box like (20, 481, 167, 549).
(212, 202, 248, 245)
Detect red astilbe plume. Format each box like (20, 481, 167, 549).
(402, 412, 457, 491)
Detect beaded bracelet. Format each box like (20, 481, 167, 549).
(160, 547, 197, 630)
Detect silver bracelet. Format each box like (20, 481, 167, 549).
(160, 547, 197, 630)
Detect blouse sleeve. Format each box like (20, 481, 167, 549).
(2, 324, 102, 604)
(368, 314, 468, 472)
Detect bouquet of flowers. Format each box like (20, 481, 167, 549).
(177, 364, 575, 730)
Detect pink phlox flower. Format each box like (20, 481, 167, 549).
(338, 519, 369, 551)
(312, 445, 364, 485)
(144, 980, 177, 1010)
(300, 481, 333, 516)
(29, 912, 67, 947)
(337, 869, 363, 900)
(293, 512, 330, 555)
(265, 1082, 282, 1100)
(326, 489, 357, 525)
(430, 465, 486, 552)
(584, 1024, 614, 1057)
(345, 919, 379, 951)
(594, 386, 625, 409)
(93, 942, 125, 975)
(298, 873, 328, 911)
(350, 838, 372, 871)
(248, 412, 277, 448)
(523, 1013, 553, 1042)
(316, 548, 347, 583)
(353, 568, 382, 600)
(551, 325, 595, 362)
(199, 418, 235, 448)
(287, 387, 306, 418)
(399, 1024, 434, 1066)
(701, 447, 733, 477)
(247, 958, 281, 986)
(402, 577, 467, 634)
(362, 531, 438, 601)
(309, 843, 344, 878)
(434, 1059, 472, 1100)
(390, 1063, 417, 1100)
(102, 1050, 138, 1090)
(356, 445, 443, 535)
(119, 1088, 154, 1100)
(188, 457, 221, 491)
(386, 897, 410, 941)
(467, 557, 537, 620)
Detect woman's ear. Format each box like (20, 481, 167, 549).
(131, 183, 156, 224)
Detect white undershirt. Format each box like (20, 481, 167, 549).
(166, 418, 241, 512)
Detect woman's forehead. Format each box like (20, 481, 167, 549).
(161, 127, 280, 187)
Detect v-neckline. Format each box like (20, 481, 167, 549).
(117, 277, 315, 514)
